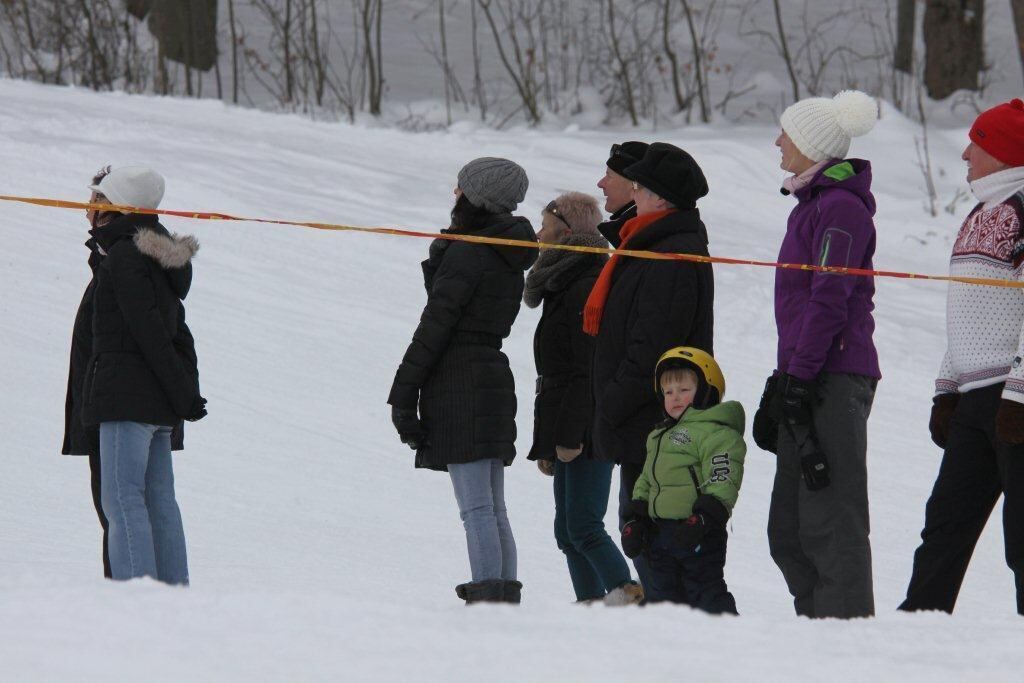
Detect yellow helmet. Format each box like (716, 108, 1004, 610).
(654, 346, 725, 407)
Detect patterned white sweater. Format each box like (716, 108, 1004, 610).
(936, 168, 1024, 402)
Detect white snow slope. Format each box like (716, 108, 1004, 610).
(1, 79, 1021, 681)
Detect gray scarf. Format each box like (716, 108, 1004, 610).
(524, 233, 609, 308)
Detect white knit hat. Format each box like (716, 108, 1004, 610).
(780, 90, 878, 162)
(89, 166, 165, 210)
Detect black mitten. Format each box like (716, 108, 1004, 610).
(184, 396, 207, 422)
(391, 406, 425, 450)
(752, 374, 780, 453)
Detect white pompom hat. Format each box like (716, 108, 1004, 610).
(780, 90, 878, 162)
(89, 165, 165, 210)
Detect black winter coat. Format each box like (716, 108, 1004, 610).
(388, 214, 538, 471)
(591, 209, 714, 465)
(62, 237, 186, 454)
(597, 202, 637, 248)
(80, 214, 202, 428)
(527, 258, 605, 461)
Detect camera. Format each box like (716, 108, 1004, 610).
(801, 449, 831, 491)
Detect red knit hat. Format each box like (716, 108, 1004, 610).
(970, 99, 1024, 167)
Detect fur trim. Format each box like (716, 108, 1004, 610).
(523, 232, 608, 308)
(134, 228, 199, 269)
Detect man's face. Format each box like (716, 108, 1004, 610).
(633, 182, 666, 216)
(963, 142, 1009, 183)
(597, 167, 633, 213)
(662, 374, 698, 419)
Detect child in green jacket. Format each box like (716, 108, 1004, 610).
(621, 347, 745, 613)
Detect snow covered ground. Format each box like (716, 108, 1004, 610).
(1, 78, 1021, 680)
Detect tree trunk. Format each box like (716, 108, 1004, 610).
(1011, 0, 1024, 89)
(894, 0, 916, 73)
(923, 0, 984, 99)
(661, 0, 687, 113)
(228, 0, 238, 103)
(681, 0, 709, 123)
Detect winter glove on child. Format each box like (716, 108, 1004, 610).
(620, 500, 652, 559)
(391, 406, 425, 451)
(675, 495, 728, 550)
(556, 445, 583, 463)
(752, 374, 780, 453)
(996, 399, 1024, 444)
(778, 373, 816, 428)
(184, 396, 208, 422)
(928, 393, 959, 449)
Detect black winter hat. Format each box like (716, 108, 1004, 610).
(606, 141, 649, 176)
(623, 142, 709, 209)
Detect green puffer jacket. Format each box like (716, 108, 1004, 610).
(633, 401, 746, 520)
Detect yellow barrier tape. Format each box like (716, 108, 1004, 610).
(4, 194, 1020, 289)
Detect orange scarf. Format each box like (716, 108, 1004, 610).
(583, 210, 675, 336)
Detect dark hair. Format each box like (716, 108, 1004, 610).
(450, 193, 497, 232)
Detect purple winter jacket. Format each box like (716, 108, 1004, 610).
(774, 159, 881, 381)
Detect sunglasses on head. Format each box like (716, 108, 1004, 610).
(544, 200, 572, 230)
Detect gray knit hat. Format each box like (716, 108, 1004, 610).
(457, 157, 529, 213)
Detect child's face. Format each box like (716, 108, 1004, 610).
(662, 375, 698, 419)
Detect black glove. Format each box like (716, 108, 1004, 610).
(621, 517, 652, 559)
(184, 396, 207, 422)
(929, 393, 959, 448)
(752, 374, 780, 453)
(996, 399, 1024, 444)
(677, 495, 728, 549)
(621, 499, 652, 558)
(391, 406, 425, 451)
(778, 373, 816, 428)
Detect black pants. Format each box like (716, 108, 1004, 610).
(900, 384, 1024, 614)
(88, 454, 112, 579)
(618, 461, 651, 590)
(643, 522, 737, 614)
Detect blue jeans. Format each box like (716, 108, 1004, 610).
(554, 458, 631, 600)
(449, 458, 517, 582)
(100, 421, 189, 585)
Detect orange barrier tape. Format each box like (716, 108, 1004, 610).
(5, 194, 1022, 289)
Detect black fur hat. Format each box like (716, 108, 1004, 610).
(623, 142, 709, 209)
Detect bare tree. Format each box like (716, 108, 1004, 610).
(357, 0, 383, 115)
(771, 0, 800, 102)
(894, 0, 916, 74)
(1010, 0, 1024, 89)
(606, 0, 638, 125)
(476, 0, 543, 125)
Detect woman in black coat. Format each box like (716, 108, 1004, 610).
(62, 166, 188, 579)
(525, 191, 637, 604)
(80, 166, 206, 585)
(388, 157, 536, 604)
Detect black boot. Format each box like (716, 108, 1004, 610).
(502, 580, 522, 604)
(455, 579, 505, 604)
